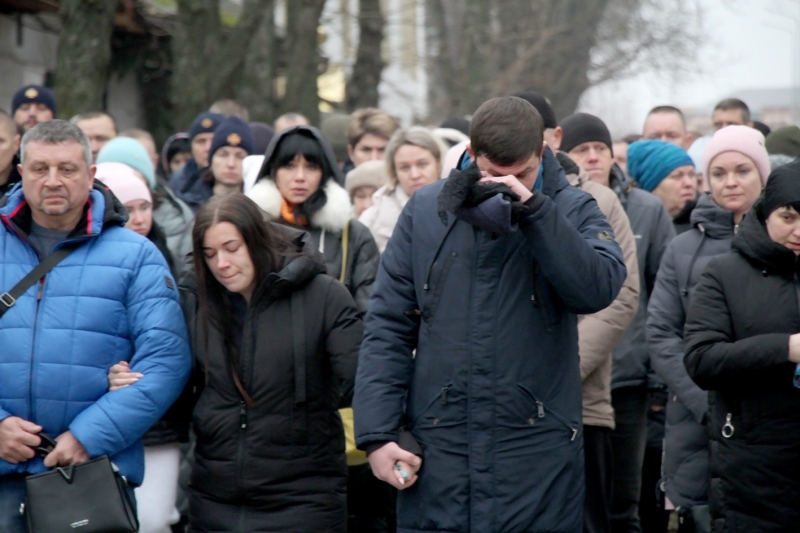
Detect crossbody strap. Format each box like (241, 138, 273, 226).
(292, 290, 307, 406)
(339, 220, 350, 284)
(0, 246, 76, 319)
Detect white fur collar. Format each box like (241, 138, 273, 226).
(246, 178, 352, 233)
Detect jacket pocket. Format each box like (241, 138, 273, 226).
(531, 262, 565, 330)
(424, 252, 458, 328)
(515, 384, 579, 441)
(410, 382, 466, 429)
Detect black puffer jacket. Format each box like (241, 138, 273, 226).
(684, 204, 800, 532)
(184, 226, 363, 533)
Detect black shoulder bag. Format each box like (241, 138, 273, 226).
(23, 433, 139, 533)
(0, 246, 76, 319)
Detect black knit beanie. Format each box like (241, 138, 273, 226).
(759, 158, 800, 219)
(559, 113, 613, 155)
(513, 91, 557, 129)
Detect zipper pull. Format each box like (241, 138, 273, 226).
(722, 412, 734, 438)
(239, 402, 248, 429)
(441, 385, 451, 405)
(36, 280, 45, 301)
(536, 401, 545, 418)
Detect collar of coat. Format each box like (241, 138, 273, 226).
(246, 177, 353, 233)
(733, 198, 800, 275)
(0, 182, 126, 239)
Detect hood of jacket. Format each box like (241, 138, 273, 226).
(733, 199, 800, 274)
(248, 125, 350, 232)
(0, 181, 127, 238)
(0, 153, 21, 197)
(255, 125, 345, 186)
(257, 223, 328, 301)
(690, 192, 736, 240)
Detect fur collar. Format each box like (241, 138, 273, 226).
(247, 178, 353, 233)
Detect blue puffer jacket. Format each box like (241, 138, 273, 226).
(0, 183, 192, 486)
(354, 149, 627, 533)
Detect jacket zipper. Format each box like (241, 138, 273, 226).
(722, 412, 734, 438)
(28, 279, 45, 423)
(517, 384, 578, 441)
(426, 252, 457, 329)
(236, 400, 247, 498)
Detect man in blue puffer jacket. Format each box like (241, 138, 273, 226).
(0, 120, 192, 532)
(353, 97, 627, 533)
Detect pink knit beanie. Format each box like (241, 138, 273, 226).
(703, 125, 770, 189)
(95, 162, 152, 206)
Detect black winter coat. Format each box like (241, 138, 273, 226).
(184, 226, 363, 533)
(684, 204, 800, 532)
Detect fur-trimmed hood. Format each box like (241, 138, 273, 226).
(246, 124, 352, 232)
(247, 177, 353, 233)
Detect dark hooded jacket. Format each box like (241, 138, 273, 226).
(169, 158, 213, 213)
(183, 225, 363, 533)
(609, 164, 676, 390)
(0, 153, 21, 198)
(646, 193, 736, 507)
(353, 148, 627, 533)
(684, 203, 800, 533)
(247, 126, 380, 314)
(673, 197, 697, 235)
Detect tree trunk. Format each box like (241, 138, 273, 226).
(173, 0, 274, 129)
(53, 0, 118, 119)
(235, 0, 277, 123)
(280, 0, 327, 126)
(345, 0, 385, 111)
(172, 0, 221, 129)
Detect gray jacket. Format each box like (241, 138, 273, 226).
(609, 164, 676, 390)
(153, 183, 195, 274)
(646, 193, 735, 507)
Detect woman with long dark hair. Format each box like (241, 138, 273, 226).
(111, 193, 362, 532)
(684, 160, 800, 532)
(247, 125, 379, 313)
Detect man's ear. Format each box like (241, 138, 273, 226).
(465, 143, 474, 160)
(552, 127, 562, 151)
(88, 164, 96, 189)
(13, 134, 20, 152)
(347, 144, 355, 161)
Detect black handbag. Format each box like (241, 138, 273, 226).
(22, 433, 139, 533)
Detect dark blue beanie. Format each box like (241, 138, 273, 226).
(188, 112, 224, 140)
(12, 85, 57, 116)
(627, 139, 694, 192)
(208, 117, 255, 162)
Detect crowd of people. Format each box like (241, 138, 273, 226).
(0, 81, 799, 533)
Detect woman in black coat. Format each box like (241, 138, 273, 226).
(115, 193, 363, 532)
(684, 161, 800, 533)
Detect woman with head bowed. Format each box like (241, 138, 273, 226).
(359, 127, 445, 253)
(684, 159, 800, 532)
(646, 125, 769, 529)
(246, 125, 379, 313)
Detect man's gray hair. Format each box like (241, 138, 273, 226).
(20, 119, 93, 169)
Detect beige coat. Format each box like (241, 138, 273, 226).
(358, 184, 410, 253)
(568, 165, 640, 429)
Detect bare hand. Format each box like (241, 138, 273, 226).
(479, 173, 534, 203)
(0, 417, 42, 464)
(109, 361, 143, 391)
(789, 334, 800, 363)
(368, 442, 422, 490)
(43, 431, 89, 468)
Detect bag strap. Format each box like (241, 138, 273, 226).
(339, 220, 350, 284)
(230, 359, 255, 408)
(0, 246, 76, 319)
(292, 290, 306, 406)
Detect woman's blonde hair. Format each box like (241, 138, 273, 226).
(384, 126, 447, 190)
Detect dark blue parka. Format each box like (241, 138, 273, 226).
(354, 149, 627, 533)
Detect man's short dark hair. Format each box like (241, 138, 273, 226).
(470, 97, 544, 166)
(647, 105, 686, 127)
(714, 98, 751, 123)
(69, 111, 117, 133)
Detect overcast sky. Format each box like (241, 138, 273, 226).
(578, 0, 799, 136)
